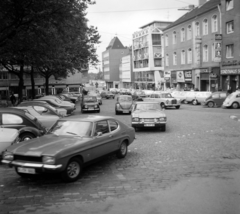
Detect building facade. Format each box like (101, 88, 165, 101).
(132, 21, 172, 90)
(102, 37, 130, 89)
(220, 0, 240, 91)
(119, 55, 134, 89)
(163, 0, 222, 91)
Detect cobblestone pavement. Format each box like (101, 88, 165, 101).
(0, 99, 240, 214)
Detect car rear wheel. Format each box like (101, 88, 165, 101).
(161, 125, 166, 132)
(192, 99, 198, 105)
(232, 102, 239, 109)
(175, 105, 180, 109)
(20, 132, 35, 142)
(160, 103, 165, 108)
(116, 141, 128, 159)
(115, 110, 119, 115)
(207, 101, 215, 108)
(61, 158, 82, 182)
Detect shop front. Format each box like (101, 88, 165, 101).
(170, 70, 193, 91)
(220, 68, 240, 92)
(200, 67, 220, 92)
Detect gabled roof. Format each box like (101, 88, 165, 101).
(163, 0, 221, 31)
(106, 37, 125, 50)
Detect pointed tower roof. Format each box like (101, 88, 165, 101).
(106, 37, 125, 50)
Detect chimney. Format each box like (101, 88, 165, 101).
(198, 0, 209, 6)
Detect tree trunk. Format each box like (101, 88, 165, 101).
(30, 66, 35, 99)
(18, 65, 24, 104)
(45, 76, 49, 95)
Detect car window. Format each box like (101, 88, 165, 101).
(135, 103, 161, 111)
(162, 93, 172, 98)
(150, 94, 155, 98)
(109, 120, 119, 132)
(236, 93, 240, 98)
(154, 94, 159, 98)
(33, 106, 47, 112)
(219, 93, 226, 98)
(212, 94, 220, 99)
(119, 96, 132, 102)
(95, 120, 109, 135)
(2, 114, 23, 124)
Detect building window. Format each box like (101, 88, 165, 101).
(226, 21, 234, 34)
(165, 35, 168, 46)
(187, 48, 192, 64)
(212, 43, 215, 61)
(154, 59, 162, 67)
(195, 22, 200, 36)
(165, 54, 169, 66)
(203, 19, 208, 35)
(212, 15, 218, 33)
(173, 52, 177, 65)
(181, 28, 185, 42)
(187, 25, 192, 40)
(181, 50, 185, 64)
(226, 44, 234, 58)
(226, 0, 234, 11)
(152, 34, 161, 45)
(203, 45, 209, 62)
(173, 31, 177, 44)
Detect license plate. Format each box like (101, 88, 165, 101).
(123, 110, 129, 113)
(88, 108, 94, 110)
(144, 124, 155, 127)
(17, 167, 36, 174)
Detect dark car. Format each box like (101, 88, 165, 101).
(2, 115, 135, 182)
(60, 94, 78, 103)
(81, 95, 100, 113)
(0, 108, 45, 141)
(18, 101, 67, 117)
(115, 95, 133, 115)
(132, 91, 146, 101)
(202, 91, 228, 108)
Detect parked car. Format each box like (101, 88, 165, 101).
(35, 97, 75, 115)
(13, 106, 59, 129)
(144, 92, 181, 109)
(81, 95, 100, 113)
(105, 91, 115, 99)
(60, 94, 78, 103)
(131, 102, 167, 131)
(0, 108, 46, 141)
(202, 91, 228, 108)
(115, 95, 133, 115)
(222, 91, 240, 109)
(18, 101, 67, 117)
(132, 91, 146, 100)
(0, 128, 19, 159)
(88, 92, 102, 105)
(1, 115, 135, 182)
(184, 91, 212, 105)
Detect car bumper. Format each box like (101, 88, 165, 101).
(1, 160, 63, 173)
(132, 122, 166, 128)
(165, 104, 180, 107)
(116, 109, 131, 113)
(82, 108, 100, 111)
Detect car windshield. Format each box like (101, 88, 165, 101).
(135, 103, 161, 111)
(50, 121, 93, 137)
(84, 96, 97, 102)
(161, 93, 173, 98)
(119, 97, 132, 102)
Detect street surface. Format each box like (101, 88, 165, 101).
(1, 98, 240, 214)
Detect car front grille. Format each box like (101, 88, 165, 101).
(144, 118, 154, 122)
(14, 155, 42, 163)
(171, 99, 177, 104)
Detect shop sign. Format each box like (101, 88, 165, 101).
(210, 73, 218, 78)
(222, 60, 240, 67)
(220, 69, 240, 75)
(215, 34, 222, 41)
(164, 71, 171, 78)
(176, 71, 185, 83)
(200, 69, 209, 73)
(184, 70, 192, 82)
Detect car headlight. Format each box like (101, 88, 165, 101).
(84, 105, 88, 108)
(3, 152, 14, 161)
(132, 117, 139, 122)
(116, 104, 121, 109)
(157, 117, 166, 122)
(95, 105, 98, 108)
(42, 156, 55, 164)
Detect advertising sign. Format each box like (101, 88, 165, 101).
(164, 71, 171, 79)
(221, 69, 240, 75)
(184, 70, 192, 82)
(214, 41, 221, 62)
(176, 71, 185, 83)
(215, 34, 222, 41)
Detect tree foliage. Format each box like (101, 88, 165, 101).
(0, 0, 100, 98)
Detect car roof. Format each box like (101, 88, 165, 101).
(20, 101, 48, 105)
(119, 95, 132, 97)
(0, 107, 26, 114)
(59, 115, 115, 122)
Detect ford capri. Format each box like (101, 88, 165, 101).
(115, 95, 133, 115)
(1, 115, 135, 182)
(131, 102, 167, 131)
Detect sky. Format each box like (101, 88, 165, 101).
(86, 0, 199, 73)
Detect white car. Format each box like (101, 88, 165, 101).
(0, 128, 19, 159)
(222, 91, 240, 109)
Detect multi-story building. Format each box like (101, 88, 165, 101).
(132, 21, 172, 90)
(220, 0, 240, 91)
(102, 37, 130, 89)
(119, 54, 134, 89)
(163, 0, 222, 91)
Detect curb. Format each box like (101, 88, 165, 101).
(230, 115, 240, 122)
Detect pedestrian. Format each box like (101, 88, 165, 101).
(10, 93, 16, 106)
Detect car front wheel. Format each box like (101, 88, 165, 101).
(116, 141, 128, 159)
(192, 99, 198, 105)
(175, 105, 180, 109)
(207, 101, 215, 108)
(232, 102, 239, 109)
(20, 132, 35, 142)
(161, 125, 166, 132)
(61, 158, 83, 182)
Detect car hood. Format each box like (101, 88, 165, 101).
(7, 134, 90, 156)
(132, 110, 166, 118)
(84, 102, 98, 105)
